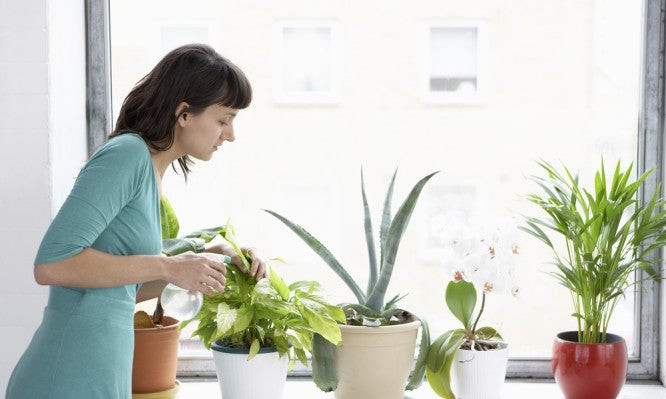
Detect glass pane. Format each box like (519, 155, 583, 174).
(110, 0, 643, 361)
(430, 27, 478, 92)
(282, 27, 332, 92)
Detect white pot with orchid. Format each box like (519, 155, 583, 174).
(425, 216, 520, 399)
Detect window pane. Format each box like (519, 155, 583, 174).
(282, 27, 332, 92)
(430, 27, 478, 92)
(110, 0, 643, 365)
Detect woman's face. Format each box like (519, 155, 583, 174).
(176, 103, 238, 161)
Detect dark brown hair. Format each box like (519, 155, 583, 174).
(110, 43, 252, 179)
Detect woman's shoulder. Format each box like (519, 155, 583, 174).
(93, 133, 151, 163)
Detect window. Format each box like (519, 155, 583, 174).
(91, 0, 662, 380)
(273, 21, 341, 104)
(423, 22, 486, 103)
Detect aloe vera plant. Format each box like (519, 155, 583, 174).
(264, 168, 438, 391)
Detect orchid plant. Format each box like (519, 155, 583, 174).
(426, 216, 520, 399)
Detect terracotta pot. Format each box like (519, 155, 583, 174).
(211, 342, 289, 399)
(333, 318, 420, 399)
(132, 316, 180, 394)
(552, 331, 627, 399)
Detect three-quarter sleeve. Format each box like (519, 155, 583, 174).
(34, 135, 152, 265)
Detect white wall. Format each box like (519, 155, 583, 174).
(0, 0, 86, 394)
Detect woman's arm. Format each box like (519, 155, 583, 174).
(34, 247, 227, 295)
(136, 280, 168, 303)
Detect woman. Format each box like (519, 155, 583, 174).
(6, 44, 266, 398)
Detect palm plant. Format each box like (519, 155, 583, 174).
(264, 168, 438, 391)
(522, 160, 666, 343)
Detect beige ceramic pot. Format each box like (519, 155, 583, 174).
(132, 316, 180, 394)
(334, 318, 420, 399)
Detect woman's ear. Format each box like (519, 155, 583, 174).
(175, 102, 190, 126)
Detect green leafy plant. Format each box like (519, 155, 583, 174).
(264, 168, 438, 391)
(180, 222, 346, 368)
(522, 160, 666, 343)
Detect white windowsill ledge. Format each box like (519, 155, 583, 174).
(178, 379, 666, 398)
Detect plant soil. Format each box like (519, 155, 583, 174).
(460, 340, 503, 351)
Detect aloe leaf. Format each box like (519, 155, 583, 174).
(361, 168, 380, 296)
(385, 292, 408, 309)
(445, 280, 476, 330)
(366, 172, 439, 311)
(380, 168, 398, 269)
(263, 209, 366, 304)
(341, 303, 380, 317)
(312, 333, 338, 392)
(406, 316, 430, 390)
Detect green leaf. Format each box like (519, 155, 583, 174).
(232, 305, 253, 333)
(269, 267, 291, 301)
(288, 280, 321, 292)
(311, 333, 338, 392)
(406, 316, 430, 390)
(161, 237, 206, 256)
(159, 196, 180, 239)
(294, 346, 309, 367)
(425, 330, 466, 399)
(297, 298, 342, 346)
(247, 338, 260, 361)
(263, 209, 366, 304)
(182, 226, 225, 242)
(361, 168, 379, 296)
(380, 168, 398, 270)
(445, 280, 477, 330)
(475, 326, 502, 340)
(214, 303, 237, 337)
(220, 220, 252, 272)
(366, 171, 439, 311)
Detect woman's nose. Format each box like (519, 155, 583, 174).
(223, 125, 235, 142)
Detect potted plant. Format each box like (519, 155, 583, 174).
(522, 160, 666, 399)
(181, 222, 345, 399)
(264, 168, 438, 399)
(425, 217, 520, 399)
(131, 196, 225, 397)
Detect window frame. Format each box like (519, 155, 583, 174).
(421, 21, 488, 104)
(272, 20, 342, 105)
(89, 0, 664, 380)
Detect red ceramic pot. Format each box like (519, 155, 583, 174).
(552, 331, 627, 399)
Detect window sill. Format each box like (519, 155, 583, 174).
(178, 378, 666, 398)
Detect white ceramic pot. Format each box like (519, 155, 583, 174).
(211, 341, 288, 399)
(451, 341, 509, 399)
(334, 318, 421, 399)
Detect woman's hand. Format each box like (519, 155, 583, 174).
(163, 251, 227, 296)
(205, 242, 268, 281)
(234, 247, 268, 280)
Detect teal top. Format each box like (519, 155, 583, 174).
(7, 133, 162, 399)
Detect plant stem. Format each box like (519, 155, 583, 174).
(471, 291, 487, 334)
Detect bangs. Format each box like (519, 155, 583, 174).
(216, 63, 253, 109)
